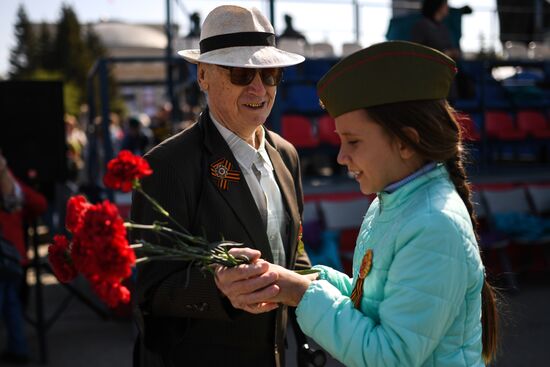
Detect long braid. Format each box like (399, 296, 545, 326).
(445, 154, 499, 364)
(445, 153, 479, 239)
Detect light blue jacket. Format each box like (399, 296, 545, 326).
(296, 166, 485, 367)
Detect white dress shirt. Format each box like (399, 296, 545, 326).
(210, 113, 287, 266)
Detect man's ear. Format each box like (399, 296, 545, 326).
(197, 63, 208, 91)
(397, 127, 420, 160)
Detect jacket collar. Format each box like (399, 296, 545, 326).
(377, 164, 449, 213)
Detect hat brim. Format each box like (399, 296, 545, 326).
(178, 45, 305, 68)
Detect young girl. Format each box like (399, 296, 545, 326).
(215, 41, 499, 367)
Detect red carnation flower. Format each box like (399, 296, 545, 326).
(96, 236, 135, 281)
(72, 200, 134, 281)
(72, 235, 135, 282)
(76, 200, 126, 245)
(90, 276, 131, 308)
(66, 195, 91, 233)
(47, 235, 78, 283)
(103, 150, 152, 192)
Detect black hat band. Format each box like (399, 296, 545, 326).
(200, 32, 276, 53)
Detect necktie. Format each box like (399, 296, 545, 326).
(253, 153, 286, 267)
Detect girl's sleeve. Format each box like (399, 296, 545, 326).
(312, 264, 353, 296)
(296, 212, 470, 367)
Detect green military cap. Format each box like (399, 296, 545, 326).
(317, 41, 457, 118)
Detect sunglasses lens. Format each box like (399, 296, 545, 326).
(224, 67, 283, 86)
(229, 68, 256, 85)
(260, 68, 283, 86)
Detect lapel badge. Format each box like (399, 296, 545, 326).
(297, 222, 305, 256)
(358, 248, 373, 279)
(210, 158, 240, 190)
(350, 249, 373, 310)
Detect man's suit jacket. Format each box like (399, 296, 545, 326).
(131, 110, 310, 367)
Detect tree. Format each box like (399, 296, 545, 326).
(52, 5, 88, 87)
(36, 22, 54, 70)
(8, 4, 125, 116)
(84, 25, 107, 65)
(9, 5, 37, 78)
(83, 25, 126, 115)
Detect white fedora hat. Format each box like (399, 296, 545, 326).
(178, 5, 305, 68)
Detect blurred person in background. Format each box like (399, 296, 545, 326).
(149, 104, 173, 145)
(411, 0, 476, 100)
(109, 112, 125, 154)
(65, 114, 87, 184)
(121, 115, 153, 156)
(0, 151, 47, 364)
(411, 0, 460, 59)
(187, 12, 201, 38)
(278, 14, 307, 43)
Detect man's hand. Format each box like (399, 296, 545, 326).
(214, 248, 317, 313)
(214, 248, 280, 314)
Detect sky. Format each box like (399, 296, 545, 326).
(0, 0, 498, 78)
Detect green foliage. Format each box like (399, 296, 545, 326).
(8, 4, 123, 116)
(9, 5, 38, 78)
(36, 22, 54, 70)
(28, 69, 81, 115)
(52, 5, 88, 86)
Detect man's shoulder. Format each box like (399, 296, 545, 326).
(145, 123, 202, 162)
(266, 129, 297, 155)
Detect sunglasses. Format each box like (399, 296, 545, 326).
(219, 66, 283, 86)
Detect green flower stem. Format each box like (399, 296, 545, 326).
(294, 269, 321, 275)
(125, 223, 197, 244)
(132, 181, 191, 236)
(129, 227, 210, 259)
(126, 184, 319, 273)
(129, 238, 248, 267)
(134, 242, 210, 260)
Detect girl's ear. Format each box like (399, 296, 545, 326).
(397, 127, 420, 160)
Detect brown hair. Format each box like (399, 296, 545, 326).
(366, 99, 499, 363)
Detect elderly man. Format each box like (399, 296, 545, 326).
(131, 5, 310, 367)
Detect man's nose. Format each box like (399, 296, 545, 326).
(247, 72, 267, 95)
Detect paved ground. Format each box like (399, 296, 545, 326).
(1, 268, 549, 367)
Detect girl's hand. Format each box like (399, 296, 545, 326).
(262, 263, 316, 307)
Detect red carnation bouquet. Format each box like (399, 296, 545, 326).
(47, 150, 248, 307)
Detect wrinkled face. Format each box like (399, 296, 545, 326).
(197, 63, 277, 135)
(335, 109, 414, 195)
